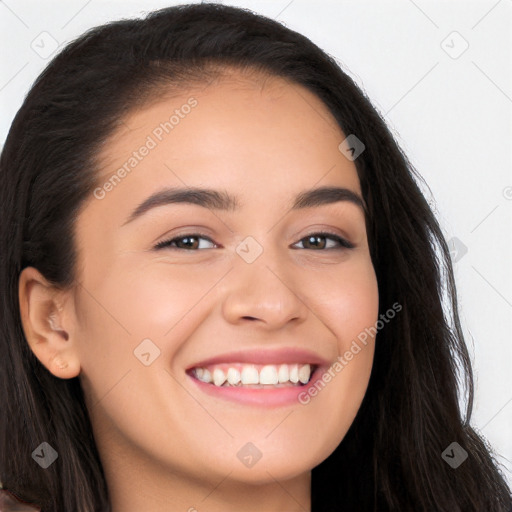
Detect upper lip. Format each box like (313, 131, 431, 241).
(187, 348, 331, 369)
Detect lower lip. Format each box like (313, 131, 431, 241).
(187, 365, 328, 407)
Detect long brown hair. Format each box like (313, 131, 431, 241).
(1, 3, 510, 510)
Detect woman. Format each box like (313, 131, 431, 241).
(0, 3, 510, 511)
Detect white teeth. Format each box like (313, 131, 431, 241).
(298, 364, 311, 384)
(213, 368, 227, 387)
(193, 363, 313, 386)
(241, 366, 259, 385)
(278, 364, 289, 383)
(259, 365, 278, 385)
(196, 368, 211, 383)
(289, 364, 299, 384)
(226, 367, 241, 385)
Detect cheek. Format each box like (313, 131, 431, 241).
(295, 255, 378, 444)
(76, 258, 222, 344)
(74, 258, 233, 406)
(308, 254, 379, 343)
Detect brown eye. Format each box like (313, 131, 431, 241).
(154, 231, 354, 251)
(154, 234, 216, 250)
(294, 232, 354, 251)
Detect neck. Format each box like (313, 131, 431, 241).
(105, 455, 311, 512)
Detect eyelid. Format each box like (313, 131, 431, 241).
(154, 231, 216, 250)
(295, 230, 354, 249)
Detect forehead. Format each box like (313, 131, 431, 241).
(88, 71, 361, 222)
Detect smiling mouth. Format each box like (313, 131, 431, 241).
(187, 363, 318, 388)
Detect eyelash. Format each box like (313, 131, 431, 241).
(154, 231, 355, 251)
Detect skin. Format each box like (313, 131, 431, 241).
(19, 70, 379, 512)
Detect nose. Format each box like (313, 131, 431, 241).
(221, 251, 309, 330)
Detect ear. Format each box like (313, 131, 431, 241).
(18, 266, 81, 379)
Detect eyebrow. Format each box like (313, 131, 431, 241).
(122, 185, 366, 226)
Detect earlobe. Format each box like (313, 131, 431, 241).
(18, 266, 81, 379)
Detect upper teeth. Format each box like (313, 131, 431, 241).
(193, 363, 312, 386)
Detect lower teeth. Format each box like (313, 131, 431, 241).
(218, 381, 306, 388)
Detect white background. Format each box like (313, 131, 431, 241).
(1, 0, 511, 487)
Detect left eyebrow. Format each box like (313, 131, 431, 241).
(121, 185, 366, 226)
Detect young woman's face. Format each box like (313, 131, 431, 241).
(64, 73, 378, 490)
